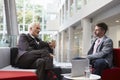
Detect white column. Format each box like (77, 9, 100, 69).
(63, 30, 67, 62)
(61, 9, 63, 25)
(4, 0, 18, 35)
(73, 0, 77, 14)
(81, 18, 92, 56)
(68, 27, 74, 61)
(68, 0, 70, 18)
(4, 0, 19, 47)
(64, 1, 67, 21)
(61, 31, 64, 62)
(56, 33, 60, 62)
(59, 33, 62, 62)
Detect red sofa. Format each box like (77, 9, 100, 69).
(0, 71, 38, 80)
(101, 48, 120, 80)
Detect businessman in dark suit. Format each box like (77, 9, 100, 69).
(87, 22, 113, 76)
(16, 22, 57, 80)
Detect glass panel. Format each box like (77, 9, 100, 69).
(0, 35, 9, 47)
(86, 0, 94, 4)
(19, 24, 23, 31)
(24, 24, 28, 31)
(16, 0, 24, 24)
(0, 24, 3, 31)
(70, 0, 74, 16)
(43, 34, 54, 42)
(0, 0, 8, 47)
(0, 34, 18, 47)
(0, 0, 4, 24)
(77, 0, 82, 10)
(16, 0, 43, 33)
(62, 5, 64, 22)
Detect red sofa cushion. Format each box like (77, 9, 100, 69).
(0, 71, 38, 80)
(102, 67, 120, 80)
(113, 48, 120, 67)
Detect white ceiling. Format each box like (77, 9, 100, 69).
(103, 13, 120, 26)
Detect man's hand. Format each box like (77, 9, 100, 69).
(50, 53, 55, 57)
(48, 53, 55, 59)
(49, 40, 56, 49)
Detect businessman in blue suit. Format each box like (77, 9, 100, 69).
(87, 22, 113, 76)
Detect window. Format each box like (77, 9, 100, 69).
(19, 24, 23, 31)
(0, 0, 8, 46)
(0, 24, 3, 31)
(16, 0, 43, 33)
(77, 0, 82, 10)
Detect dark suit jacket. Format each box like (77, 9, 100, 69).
(87, 36, 113, 67)
(17, 33, 53, 60)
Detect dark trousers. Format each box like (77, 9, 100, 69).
(16, 49, 53, 80)
(90, 58, 109, 76)
(52, 66, 63, 80)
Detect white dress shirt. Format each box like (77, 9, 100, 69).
(93, 37, 103, 54)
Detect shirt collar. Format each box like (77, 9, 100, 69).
(29, 33, 35, 39)
(97, 36, 105, 43)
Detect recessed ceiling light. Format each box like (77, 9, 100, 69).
(115, 20, 119, 23)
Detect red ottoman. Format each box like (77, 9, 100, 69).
(0, 71, 38, 80)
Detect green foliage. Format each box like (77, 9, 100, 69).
(16, 0, 43, 24)
(43, 34, 52, 42)
(17, 10, 23, 23)
(25, 11, 33, 24)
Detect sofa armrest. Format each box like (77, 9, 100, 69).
(102, 67, 120, 80)
(0, 47, 10, 69)
(113, 48, 120, 67)
(10, 47, 18, 67)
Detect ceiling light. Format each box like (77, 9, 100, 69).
(115, 20, 119, 23)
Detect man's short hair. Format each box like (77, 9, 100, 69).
(96, 22, 108, 33)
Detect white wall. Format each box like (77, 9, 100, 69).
(116, 25, 120, 47)
(46, 19, 59, 31)
(109, 25, 120, 48)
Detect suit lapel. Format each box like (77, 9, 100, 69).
(27, 34, 39, 49)
(91, 39, 97, 49)
(27, 34, 35, 41)
(88, 39, 97, 54)
(96, 36, 107, 51)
